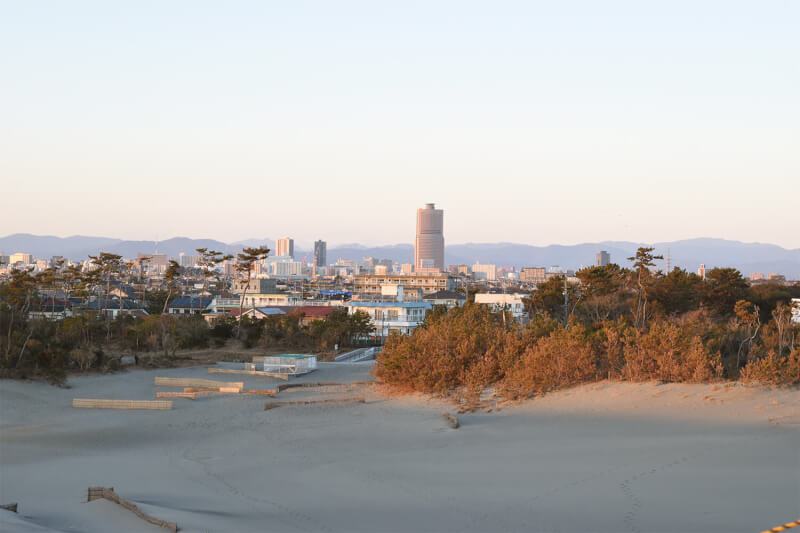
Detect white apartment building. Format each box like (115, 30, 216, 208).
(347, 301, 432, 339)
(474, 293, 528, 321)
(792, 299, 800, 325)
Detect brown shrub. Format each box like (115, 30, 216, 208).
(500, 325, 597, 399)
(373, 303, 508, 396)
(622, 321, 722, 383)
(376, 305, 733, 403)
(740, 349, 800, 386)
(592, 319, 635, 379)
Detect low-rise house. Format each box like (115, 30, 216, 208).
(423, 289, 466, 310)
(275, 306, 339, 326)
(208, 297, 241, 313)
(228, 307, 287, 321)
(346, 301, 432, 341)
(107, 284, 138, 302)
(79, 298, 149, 319)
(167, 296, 213, 315)
(203, 311, 230, 324)
(29, 297, 73, 320)
(474, 293, 528, 322)
(240, 292, 302, 308)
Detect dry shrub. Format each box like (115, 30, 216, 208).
(374, 303, 508, 396)
(376, 304, 735, 403)
(459, 330, 528, 406)
(740, 349, 800, 386)
(622, 321, 722, 383)
(501, 325, 597, 399)
(592, 320, 634, 379)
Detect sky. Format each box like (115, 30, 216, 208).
(1, 1, 798, 249)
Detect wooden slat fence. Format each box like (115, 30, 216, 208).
(87, 487, 177, 532)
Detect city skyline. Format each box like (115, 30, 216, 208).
(3, 232, 800, 280)
(1, 1, 798, 248)
(3, 231, 800, 254)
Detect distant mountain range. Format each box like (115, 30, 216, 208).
(2, 234, 799, 278)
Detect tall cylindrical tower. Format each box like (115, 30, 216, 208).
(415, 203, 444, 271)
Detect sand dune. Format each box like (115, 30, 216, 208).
(1, 363, 798, 532)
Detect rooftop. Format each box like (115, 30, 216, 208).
(168, 296, 213, 309)
(347, 301, 432, 309)
(423, 290, 466, 300)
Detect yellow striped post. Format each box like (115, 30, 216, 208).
(761, 520, 800, 533)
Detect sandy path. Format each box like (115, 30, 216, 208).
(1, 363, 798, 532)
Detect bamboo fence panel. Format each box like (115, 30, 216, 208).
(276, 381, 372, 392)
(156, 392, 196, 400)
(73, 399, 172, 410)
(264, 397, 365, 410)
(208, 368, 289, 381)
(183, 387, 240, 394)
(154, 377, 243, 389)
(183, 387, 276, 397)
(243, 389, 277, 397)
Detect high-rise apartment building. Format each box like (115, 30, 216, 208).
(314, 240, 327, 267)
(276, 237, 294, 259)
(274, 261, 303, 277)
(415, 203, 444, 271)
(596, 250, 610, 267)
(698, 264, 706, 280)
(178, 253, 201, 268)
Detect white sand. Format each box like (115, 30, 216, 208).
(1, 362, 798, 533)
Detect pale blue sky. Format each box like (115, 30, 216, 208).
(1, 1, 798, 248)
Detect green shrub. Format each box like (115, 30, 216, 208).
(174, 316, 209, 349)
